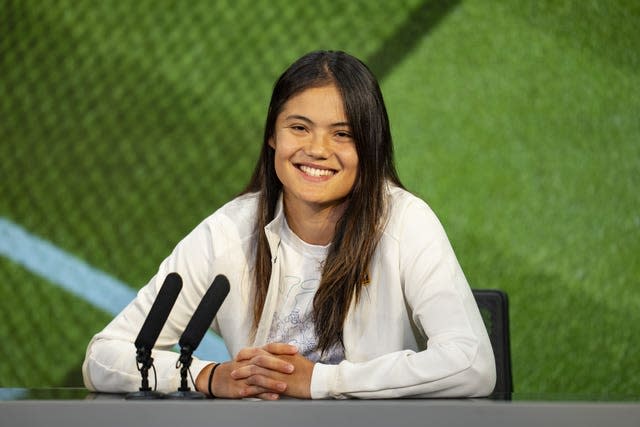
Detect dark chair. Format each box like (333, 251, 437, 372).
(472, 289, 513, 399)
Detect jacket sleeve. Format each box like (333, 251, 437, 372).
(309, 196, 496, 399)
(82, 220, 218, 393)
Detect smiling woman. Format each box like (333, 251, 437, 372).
(82, 50, 496, 400)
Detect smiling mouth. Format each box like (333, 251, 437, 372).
(298, 164, 336, 177)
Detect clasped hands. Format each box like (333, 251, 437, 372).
(196, 343, 314, 400)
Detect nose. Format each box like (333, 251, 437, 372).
(304, 132, 330, 158)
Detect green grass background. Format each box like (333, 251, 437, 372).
(1, 0, 638, 395)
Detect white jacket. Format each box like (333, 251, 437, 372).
(82, 185, 496, 398)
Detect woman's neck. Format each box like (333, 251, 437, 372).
(283, 198, 347, 246)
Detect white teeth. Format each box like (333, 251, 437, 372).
(299, 165, 335, 177)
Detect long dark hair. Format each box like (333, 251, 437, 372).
(244, 50, 403, 354)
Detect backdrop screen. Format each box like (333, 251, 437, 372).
(1, 0, 638, 395)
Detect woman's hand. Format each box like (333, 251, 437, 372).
(196, 343, 301, 400)
(232, 343, 315, 399)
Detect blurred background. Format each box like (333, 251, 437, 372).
(1, 0, 638, 395)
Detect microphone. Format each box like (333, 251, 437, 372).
(135, 272, 183, 351)
(168, 274, 230, 399)
(180, 274, 231, 353)
(126, 272, 183, 400)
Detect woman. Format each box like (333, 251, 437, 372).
(82, 50, 496, 399)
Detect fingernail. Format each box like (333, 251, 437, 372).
(278, 382, 286, 391)
(230, 370, 237, 378)
(286, 364, 294, 373)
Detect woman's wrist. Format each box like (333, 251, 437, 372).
(207, 362, 221, 398)
(195, 362, 218, 396)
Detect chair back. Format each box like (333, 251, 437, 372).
(472, 289, 513, 398)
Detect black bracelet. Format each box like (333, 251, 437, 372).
(208, 363, 221, 398)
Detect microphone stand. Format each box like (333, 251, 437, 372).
(125, 347, 166, 399)
(167, 345, 205, 399)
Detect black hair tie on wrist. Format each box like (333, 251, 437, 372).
(208, 363, 221, 398)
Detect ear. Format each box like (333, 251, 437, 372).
(268, 137, 276, 149)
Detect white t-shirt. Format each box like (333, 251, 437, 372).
(266, 219, 345, 364)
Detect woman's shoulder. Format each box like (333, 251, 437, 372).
(384, 184, 445, 239)
(217, 191, 260, 215)
(386, 184, 432, 214)
(199, 192, 260, 238)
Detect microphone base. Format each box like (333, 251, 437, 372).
(125, 390, 166, 400)
(166, 390, 206, 400)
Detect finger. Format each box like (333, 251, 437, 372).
(230, 367, 288, 393)
(235, 347, 267, 361)
(233, 385, 265, 398)
(237, 384, 284, 398)
(262, 342, 299, 355)
(246, 354, 295, 373)
(243, 372, 288, 393)
(231, 364, 290, 383)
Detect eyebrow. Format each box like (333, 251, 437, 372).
(284, 114, 350, 128)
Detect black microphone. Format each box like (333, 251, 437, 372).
(134, 272, 183, 351)
(168, 274, 230, 399)
(126, 272, 183, 400)
(180, 274, 231, 353)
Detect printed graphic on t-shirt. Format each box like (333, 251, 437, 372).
(268, 275, 344, 365)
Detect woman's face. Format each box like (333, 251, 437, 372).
(269, 84, 359, 212)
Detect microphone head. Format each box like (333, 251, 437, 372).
(134, 272, 183, 350)
(178, 274, 230, 352)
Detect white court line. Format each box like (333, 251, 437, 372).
(0, 217, 229, 361)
